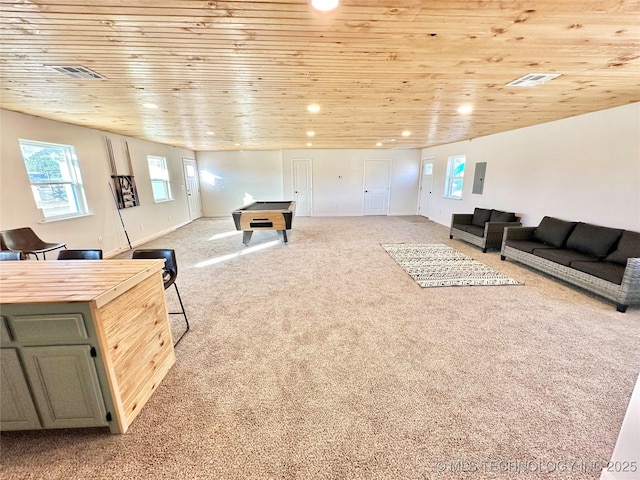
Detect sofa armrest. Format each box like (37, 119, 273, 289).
(451, 213, 473, 227)
(503, 226, 536, 241)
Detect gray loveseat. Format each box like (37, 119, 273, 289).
(450, 207, 522, 252)
(501, 216, 640, 312)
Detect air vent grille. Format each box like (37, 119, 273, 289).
(506, 73, 560, 87)
(47, 65, 107, 80)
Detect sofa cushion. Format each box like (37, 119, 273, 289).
(472, 208, 492, 227)
(571, 261, 626, 285)
(566, 223, 623, 260)
(533, 248, 595, 267)
(465, 225, 485, 237)
(490, 210, 517, 223)
(532, 216, 577, 247)
(605, 230, 640, 265)
(505, 239, 558, 254)
(452, 223, 470, 232)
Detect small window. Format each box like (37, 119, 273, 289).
(147, 155, 172, 202)
(18, 139, 89, 221)
(444, 155, 466, 199)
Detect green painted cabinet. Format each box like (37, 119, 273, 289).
(0, 313, 108, 431)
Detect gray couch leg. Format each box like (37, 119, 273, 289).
(616, 304, 628, 313)
(449, 235, 453, 239)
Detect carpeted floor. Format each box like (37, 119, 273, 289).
(2, 216, 639, 480)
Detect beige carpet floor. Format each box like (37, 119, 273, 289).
(2, 216, 639, 480)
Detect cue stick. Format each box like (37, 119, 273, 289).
(109, 182, 132, 250)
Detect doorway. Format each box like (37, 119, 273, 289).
(292, 159, 313, 216)
(364, 159, 390, 215)
(182, 159, 202, 221)
(418, 158, 434, 218)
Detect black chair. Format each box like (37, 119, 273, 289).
(131, 249, 190, 347)
(0, 250, 23, 261)
(0, 227, 66, 259)
(57, 249, 103, 260)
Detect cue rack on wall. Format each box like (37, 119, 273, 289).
(106, 137, 140, 209)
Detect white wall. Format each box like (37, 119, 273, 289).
(423, 103, 640, 231)
(196, 148, 421, 217)
(282, 149, 421, 216)
(0, 109, 195, 257)
(196, 150, 284, 216)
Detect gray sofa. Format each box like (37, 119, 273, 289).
(450, 207, 522, 252)
(501, 216, 640, 312)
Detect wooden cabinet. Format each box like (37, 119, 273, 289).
(0, 349, 40, 431)
(22, 345, 108, 429)
(0, 260, 176, 434)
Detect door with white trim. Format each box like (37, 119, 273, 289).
(364, 159, 390, 215)
(183, 159, 202, 221)
(293, 159, 312, 216)
(418, 158, 434, 218)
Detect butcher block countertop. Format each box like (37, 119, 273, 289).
(0, 259, 165, 308)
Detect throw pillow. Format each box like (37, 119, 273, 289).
(532, 216, 577, 247)
(566, 223, 624, 259)
(471, 208, 492, 227)
(489, 210, 517, 223)
(605, 230, 640, 265)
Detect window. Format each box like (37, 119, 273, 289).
(147, 155, 172, 202)
(18, 139, 89, 221)
(444, 154, 466, 199)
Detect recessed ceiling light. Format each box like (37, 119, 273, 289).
(376, 142, 383, 147)
(307, 131, 315, 137)
(457, 105, 473, 114)
(207, 131, 215, 135)
(307, 104, 321, 113)
(402, 130, 411, 137)
(143, 103, 158, 109)
(306, 143, 313, 147)
(311, 0, 339, 12)
(234, 143, 240, 146)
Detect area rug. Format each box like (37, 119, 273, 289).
(381, 243, 519, 287)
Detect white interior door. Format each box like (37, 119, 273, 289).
(293, 159, 312, 216)
(418, 158, 434, 218)
(183, 159, 202, 220)
(364, 159, 390, 215)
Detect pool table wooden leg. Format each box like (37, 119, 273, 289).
(242, 231, 253, 245)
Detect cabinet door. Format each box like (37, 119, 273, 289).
(0, 349, 41, 431)
(22, 345, 108, 429)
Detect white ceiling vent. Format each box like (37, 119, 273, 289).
(47, 65, 107, 80)
(506, 73, 560, 87)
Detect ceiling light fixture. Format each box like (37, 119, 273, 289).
(402, 130, 411, 137)
(506, 73, 561, 87)
(207, 131, 215, 135)
(311, 0, 339, 12)
(307, 131, 315, 137)
(376, 142, 383, 147)
(306, 143, 313, 147)
(143, 103, 158, 109)
(457, 105, 473, 115)
(307, 104, 321, 113)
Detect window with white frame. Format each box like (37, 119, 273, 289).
(444, 154, 466, 199)
(18, 139, 89, 221)
(147, 155, 172, 202)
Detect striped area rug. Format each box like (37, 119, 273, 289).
(382, 243, 519, 287)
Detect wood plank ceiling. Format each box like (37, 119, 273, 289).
(1, 0, 639, 151)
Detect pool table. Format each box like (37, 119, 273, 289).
(231, 201, 296, 245)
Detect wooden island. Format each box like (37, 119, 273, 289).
(0, 260, 176, 434)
